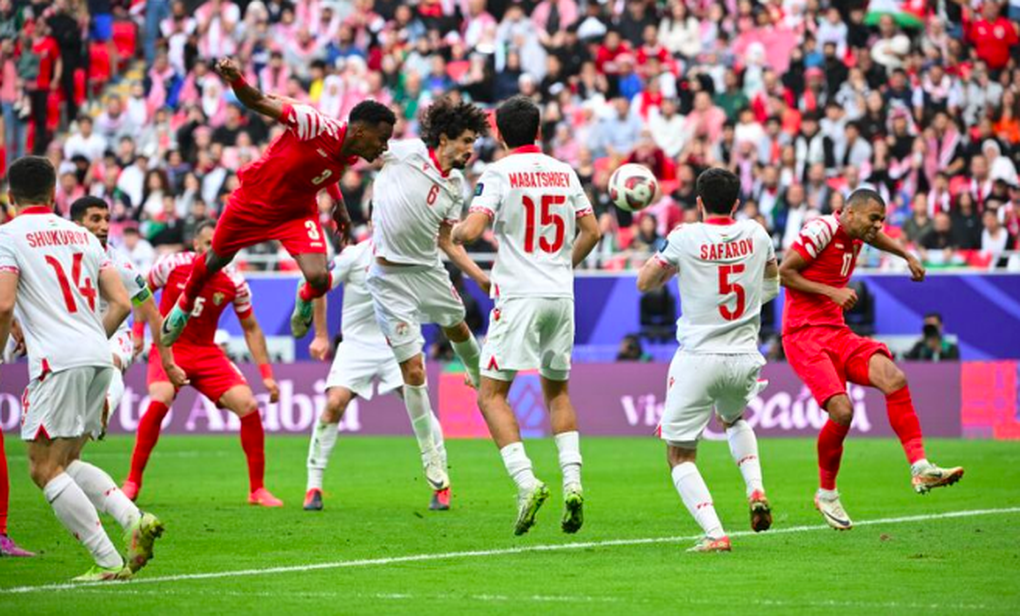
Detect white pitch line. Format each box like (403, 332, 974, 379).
(2, 506, 1018, 596)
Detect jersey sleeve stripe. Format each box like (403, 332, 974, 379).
(468, 206, 494, 220)
(0, 265, 20, 274)
(652, 255, 673, 269)
(575, 207, 594, 219)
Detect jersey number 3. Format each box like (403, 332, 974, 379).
(523, 195, 566, 254)
(718, 264, 746, 321)
(45, 253, 97, 313)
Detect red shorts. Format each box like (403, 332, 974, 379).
(211, 197, 328, 257)
(783, 326, 892, 408)
(147, 345, 248, 407)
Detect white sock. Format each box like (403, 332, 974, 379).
(450, 337, 481, 387)
(44, 473, 123, 569)
(65, 460, 141, 530)
(910, 459, 931, 474)
(554, 431, 582, 488)
(726, 420, 764, 498)
(430, 413, 447, 467)
(404, 384, 439, 457)
(306, 420, 339, 491)
(500, 442, 538, 491)
(671, 462, 725, 540)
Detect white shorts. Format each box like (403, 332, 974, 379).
(659, 352, 766, 446)
(325, 339, 404, 400)
(21, 366, 114, 441)
(366, 263, 466, 364)
(481, 297, 574, 382)
(110, 330, 134, 371)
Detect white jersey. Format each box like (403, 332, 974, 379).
(372, 139, 466, 266)
(653, 219, 775, 354)
(328, 239, 387, 346)
(0, 209, 113, 379)
(470, 146, 593, 299)
(102, 246, 152, 338)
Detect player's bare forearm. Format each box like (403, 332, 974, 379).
(572, 213, 601, 268)
(240, 314, 272, 366)
(0, 273, 17, 353)
(214, 58, 284, 121)
(636, 258, 675, 293)
(451, 212, 489, 246)
(440, 223, 491, 289)
(99, 268, 132, 338)
(762, 258, 780, 303)
(140, 298, 173, 365)
(779, 252, 839, 299)
(869, 231, 926, 281)
(312, 296, 328, 340)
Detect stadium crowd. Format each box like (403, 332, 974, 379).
(1, 0, 1019, 272)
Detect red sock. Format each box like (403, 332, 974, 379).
(178, 254, 213, 313)
(128, 401, 171, 486)
(886, 386, 926, 464)
(0, 427, 9, 535)
(818, 419, 850, 490)
(239, 412, 265, 493)
(298, 272, 332, 303)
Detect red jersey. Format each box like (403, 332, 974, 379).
(967, 18, 1019, 70)
(31, 37, 59, 91)
(149, 252, 253, 347)
(782, 215, 862, 335)
(233, 103, 358, 220)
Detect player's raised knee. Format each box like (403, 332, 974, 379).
(826, 396, 854, 426)
(306, 270, 331, 292)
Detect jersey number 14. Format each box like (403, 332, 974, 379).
(45, 253, 97, 313)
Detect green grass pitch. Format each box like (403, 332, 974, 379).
(1, 435, 1018, 614)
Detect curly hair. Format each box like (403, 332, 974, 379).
(419, 97, 490, 149)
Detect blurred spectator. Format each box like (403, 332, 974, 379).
(920, 211, 960, 265)
(982, 208, 1015, 268)
(63, 115, 105, 162)
(905, 313, 960, 361)
(616, 334, 652, 362)
(902, 194, 934, 246)
(120, 226, 156, 273)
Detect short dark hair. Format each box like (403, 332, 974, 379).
(195, 219, 217, 236)
(8, 156, 56, 207)
(495, 96, 540, 149)
(696, 167, 741, 215)
(846, 188, 885, 211)
(420, 97, 489, 149)
(69, 196, 109, 222)
(349, 100, 396, 128)
(924, 312, 944, 324)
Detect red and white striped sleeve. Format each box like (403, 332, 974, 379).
(280, 103, 341, 144)
(790, 215, 839, 263)
(0, 233, 18, 274)
(229, 268, 254, 319)
(146, 253, 178, 290)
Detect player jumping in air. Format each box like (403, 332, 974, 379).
(69, 197, 188, 411)
(779, 188, 964, 530)
(0, 157, 164, 580)
(122, 221, 283, 507)
(159, 57, 395, 347)
(453, 96, 601, 535)
(366, 97, 491, 510)
(302, 222, 405, 511)
(637, 168, 779, 552)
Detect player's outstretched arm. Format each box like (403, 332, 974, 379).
(138, 296, 189, 387)
(636, 256, 676, 292)
(98, 267, 133, 338)
(239, 313, 280, 403)
(451, 212, 489, 246)
(309, 296, 330, 361)
(439, 222, 491, 294)
(762, 258, 780, 303)
(572, 212, 601, 268)
(0, 272, 19, 356)
(868, 230, 926, 282)
(779, 251, 858, 310)
(213, 57, 285, 122)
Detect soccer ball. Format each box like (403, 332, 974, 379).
(608, 163, 658, 212)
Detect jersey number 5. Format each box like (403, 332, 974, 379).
(718, 264, 746, 321)
(523, 195, 566, 254)
(45, 253, 96, 313)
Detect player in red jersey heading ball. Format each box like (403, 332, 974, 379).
(159, 57, 396, 346)
(779, 188, 964, 531)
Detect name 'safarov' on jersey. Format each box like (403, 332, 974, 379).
(327, 239, 387, 346)
(0, 208, 113, 378)
(782, 214, 863, 335)
(148, 251, 253, 348)
(233, 103, 357, 219)
(372, 139, 466, 266)
(653, 219, 775, 354)
(469, 145, 594, 299)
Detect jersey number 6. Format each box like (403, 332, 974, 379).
(523, 195, 566, 254)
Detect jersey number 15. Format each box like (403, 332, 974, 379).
(523, 195, 565, 254)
